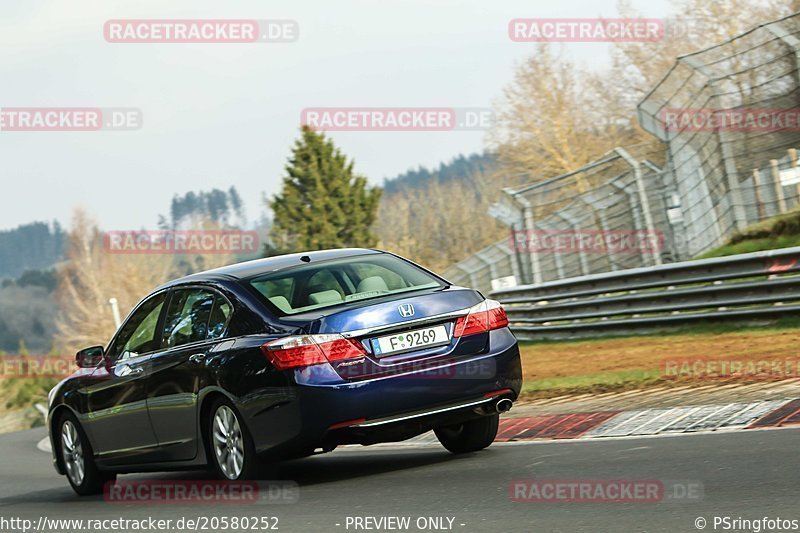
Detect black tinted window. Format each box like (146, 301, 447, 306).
(161, 289, 233, 348)
(208, 295, 232, 340)
(161, 289, 215, 348)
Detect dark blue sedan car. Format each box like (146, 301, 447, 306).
(48, 248, 522, 494)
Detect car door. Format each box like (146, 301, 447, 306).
(83, 291, 166, 462)
(146, 287, 234, 461)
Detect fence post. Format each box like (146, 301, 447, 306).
(558, 211, 590, 276)
(789, 148, 800, 207)
(582, 197, 619, 271)
(513, 194, 543, 285)
(610, 180, 651, 268)
(508, 224, 528, 285)
(751, 168, 766, 220)
(770, 159, 787, 213)
(719, 137, 749, 231)
(494, 243, 522, 285)
(615, 147, 663, 266)
(108, 298, 122, 329)
(545, 223, 566, 279)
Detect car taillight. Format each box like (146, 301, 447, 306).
(453, 300, 509, 338)
(487, 299, 509, 329)
(262, 334, 367, 370)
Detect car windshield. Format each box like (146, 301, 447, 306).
(247, 254, 443, 315)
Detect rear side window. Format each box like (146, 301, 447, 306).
(248, 254, 442, 315)
(208, 296, 232, 340)
(161, 288, 232, 348)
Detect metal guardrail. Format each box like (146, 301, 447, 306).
(490, 246, 800, 340)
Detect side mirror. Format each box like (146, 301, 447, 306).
(76, 346, 105, 369)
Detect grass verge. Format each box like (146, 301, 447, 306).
(518, 322, 800, 398)
(698, 207, 800, 259)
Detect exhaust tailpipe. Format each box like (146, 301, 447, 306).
(495, 398, 513, 413)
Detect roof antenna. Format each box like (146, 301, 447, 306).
(300, 255, 311, 263)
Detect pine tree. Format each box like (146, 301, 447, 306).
(269, 126, 381, 253)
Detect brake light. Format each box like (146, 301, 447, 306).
(262, 334, 367, 370)
(454, 300, 509, 337)
(487, 299, 509, 329)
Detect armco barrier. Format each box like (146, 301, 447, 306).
(489, 246, 800, 340)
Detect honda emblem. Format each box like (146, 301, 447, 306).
(398, 303, 415, 318)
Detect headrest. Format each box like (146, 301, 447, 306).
(356, 276, 389, 293)
(308, 290, 343, 305)
(268, 296, 293, 312)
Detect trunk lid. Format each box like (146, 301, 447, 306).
(278, 286, 487, 380)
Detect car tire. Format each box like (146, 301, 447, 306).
(57, 412, 116, 496)
(434, 414, 500, 454)
(206, 398, 258, 481)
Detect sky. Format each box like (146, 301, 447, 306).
(0, 0, 673, 232)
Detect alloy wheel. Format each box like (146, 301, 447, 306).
(61, 420, 85, 487)
(212, 405, 245, 480)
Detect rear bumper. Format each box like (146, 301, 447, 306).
(247, 328, 522, 455)
(325, 388, 515, 446)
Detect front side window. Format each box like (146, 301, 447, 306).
(108, 292, 167, 362)
(248, 254, 442, 315)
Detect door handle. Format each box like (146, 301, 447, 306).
(188, 353, 206, 364)
(130, 367, 144, 375)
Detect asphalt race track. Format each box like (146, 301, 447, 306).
(0, 427, 798, 532)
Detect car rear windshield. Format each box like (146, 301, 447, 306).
(247, 254, 443, 315)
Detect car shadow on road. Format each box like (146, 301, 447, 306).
(1, 445, 480, 506)
(269, 448, 467, 486)
(142, 446, 467, 486)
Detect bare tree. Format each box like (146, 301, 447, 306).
(54, 210, 239, 353)
(611, 0, 791, 100)
(490, 1, 791, 190)
(489, 44, 651, 190)
(375, 169, 505, 272)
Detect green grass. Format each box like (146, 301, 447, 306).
(698, 207, 800, 259)
(699, 236, 800, 259)
(516, 318, 800, 398)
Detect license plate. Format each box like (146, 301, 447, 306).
(370, 325, 449, 356)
